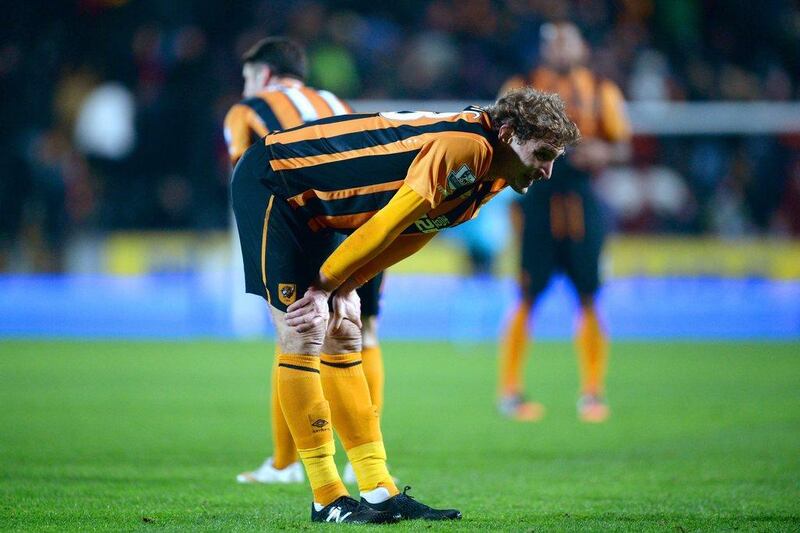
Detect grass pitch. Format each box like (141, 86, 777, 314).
(1, 340, 798, 531)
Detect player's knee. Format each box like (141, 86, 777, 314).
(322, 320, 362, 354)
(272, 309, 327, 355)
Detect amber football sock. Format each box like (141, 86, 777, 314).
(320, 352, 397, 496)
(499, 301, 531, 397)
(361, 345, 385, 414)
(576, 306, 609, 397)
(277, 353, 347, 505)
(270, 348, 298, 469)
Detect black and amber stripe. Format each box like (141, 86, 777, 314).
(262, 107, 494, 232)
(270, 117, 488, 161)
(320, 359, 363, 368)
(243, 85, 353, 133)
(242, 96, 283, 132)
(278, 362, 320, 373)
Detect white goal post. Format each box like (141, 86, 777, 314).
(351, 100, 800, 135)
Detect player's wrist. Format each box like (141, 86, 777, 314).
(338, 277, 363, 294)
(308, 285, 332, 301)
(316, 269, 341, 294)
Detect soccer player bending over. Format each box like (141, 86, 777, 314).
(223, 37, 388, 485)
(231, 88, 579, 523)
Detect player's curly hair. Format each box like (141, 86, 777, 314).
(486, 87, 581, 147)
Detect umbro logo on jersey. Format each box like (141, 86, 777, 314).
(311, 418, 328, 428)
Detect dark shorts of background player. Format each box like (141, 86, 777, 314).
(356, 271, 383, 317)
(518, 160, 606, 301)
(231, 141, 383, 316)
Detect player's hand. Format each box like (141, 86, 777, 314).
(285, 287, 331, 333)
(329, 290, 362, 335)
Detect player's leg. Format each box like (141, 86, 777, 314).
(232, 144, 390, 523)
(268, 276, 394, 522)
(321, 321, 460, 521)
(271, 306, 346, 503)
(268, 349, 301, 470)
(563, 189, 609, 422)
(342, 274, 384, 484)
(272, 307, 392, 523)
(498, 195, 554, 421)
(230, 142, 303, 484)
(235, 346, 304, 484)
(264, 215, 348, 508)
(498, 283, 545, 421)
(358, 273, 384, 413)
(319, 317, 395, 500)
(575, 293, 609, 422)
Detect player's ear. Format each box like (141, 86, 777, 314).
(260, 65, 273, 88)
(498, 124, 515, 145)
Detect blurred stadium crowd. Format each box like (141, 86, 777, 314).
(1, 0, 799, 271)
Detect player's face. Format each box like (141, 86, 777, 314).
(542, 23, 585, 71)
(506, 137, 564, 194)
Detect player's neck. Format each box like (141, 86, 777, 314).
(265, 76, 304, 90)
(486, 140, 517, 182)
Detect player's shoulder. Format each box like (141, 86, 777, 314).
(226, 93, 269, 114)
(422, 123, 495, 175)
(224, 101, 253, 124)
(575, 66, 621, 92)
(430, 129, 492, 152)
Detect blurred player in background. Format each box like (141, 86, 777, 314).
(223, 37, 387, 485)
(497, 22, 631, 423)
(231, 88, 579, 523)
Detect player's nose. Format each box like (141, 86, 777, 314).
(541, 160, 554, 179)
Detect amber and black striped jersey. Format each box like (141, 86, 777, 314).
(263, 107, 506, 236)
(223, 79, 352, 165)
(501, 66, 631, 142)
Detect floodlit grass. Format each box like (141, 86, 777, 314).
(1, 340, 798, 531)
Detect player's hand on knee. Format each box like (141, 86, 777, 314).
(329, 290, 362, 335)
(285, 287, 330, 333)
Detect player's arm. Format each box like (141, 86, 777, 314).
(223, 104, 269, 166)
(598, 80, 632, 163)
(339, 233, 436, 293)
(318, 184, 431, 291)
(570, 82, 632, 171)
(318, 135, 493, 292)
(287, 187, 429, 333)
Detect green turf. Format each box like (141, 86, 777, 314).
(1, 340, 798, 531)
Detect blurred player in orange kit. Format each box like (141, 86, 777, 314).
(223, 36, 386, 485)
(497, 21, 632, 423)
(230, 88, 579, 522)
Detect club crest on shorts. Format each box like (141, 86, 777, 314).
(278, 283, 297, 306)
